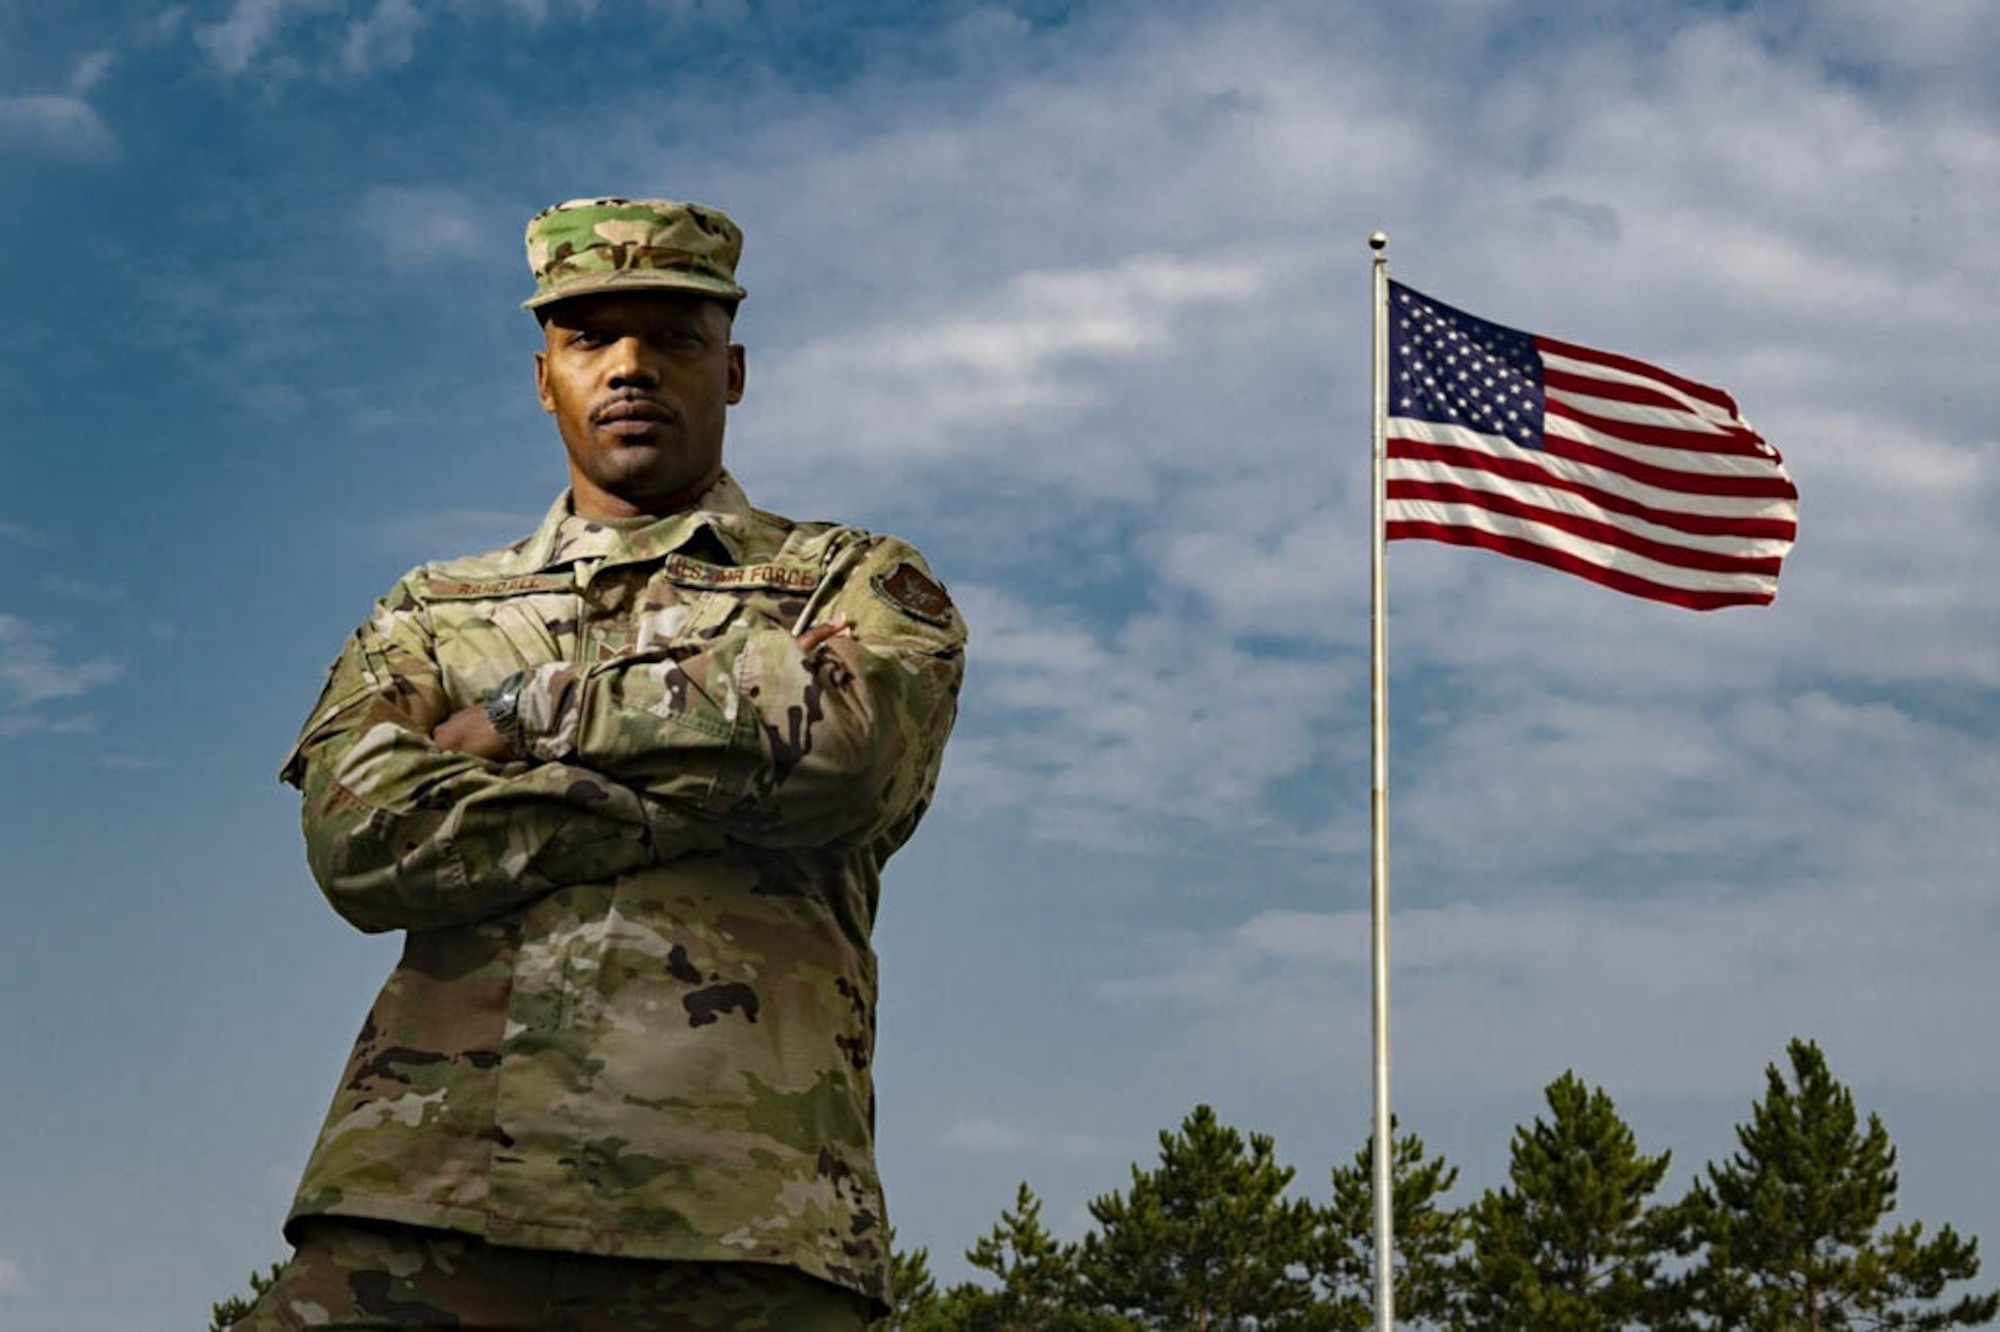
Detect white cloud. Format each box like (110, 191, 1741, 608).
(342, 0, 423, 75)
(941, 1115, 1120, 1160)
(945, 583, 1349, 851)
(1809, 0, 2000, 76)
(1105, 867, 2000, 1102)
(69, 50, 115, 94)
(0, 1255, 28, 1295)
(744, 253, 1267, 496)
(196, 0, 337, 76)
(0, 521, 40, 545)
(0, 94, 118, 160)
(0, 615, 121, 723)
(355, 184, 492, 266)
(196, 0, 616, 77)
(1095, 686, 2000, 1097)
(152, 6, 192, 41)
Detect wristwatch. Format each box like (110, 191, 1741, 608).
(484, 670, 530, 758)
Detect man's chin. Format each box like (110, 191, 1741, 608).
(583, 462, 723, 514)
(587, 440, 675, 483)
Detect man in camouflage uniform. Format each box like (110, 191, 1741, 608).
(239, 198, 966, 1330)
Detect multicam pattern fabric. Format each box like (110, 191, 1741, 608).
(232, 1218, 871, 1331)
(523, 198, 748, 310)
(278, 472, 965, 1313)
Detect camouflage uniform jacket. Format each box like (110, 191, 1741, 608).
(279, 471, 965, 1310)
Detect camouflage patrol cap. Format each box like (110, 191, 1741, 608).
(522, 197, 748, 311)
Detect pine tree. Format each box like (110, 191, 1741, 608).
(1682, 1038, 2000, 1330)
(1457, 1071, 1679, 1331)
(951, 1181, 1131, 1331)
(1315, 1117, 1466, 1328)
(208, 1262, 284, 1332)
(873, 1229, 957, 1331)
(1078, 1103, 1322, 1331)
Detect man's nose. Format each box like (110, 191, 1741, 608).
(605, 336, 660, 387)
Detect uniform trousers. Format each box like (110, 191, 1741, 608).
(232, 1218, 872, 1331)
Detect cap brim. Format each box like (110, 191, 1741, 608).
(522, 269, 749, 311)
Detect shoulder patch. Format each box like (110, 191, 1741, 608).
(871, 561, 954, 626)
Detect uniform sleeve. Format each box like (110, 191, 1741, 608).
(512, 534, 966, 854)
(281, 574, 726, 934)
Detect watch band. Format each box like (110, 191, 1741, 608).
(484, 670, 530, 757)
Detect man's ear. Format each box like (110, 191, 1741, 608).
(727, 344, 746, 406)
(534, 350, 555, 414)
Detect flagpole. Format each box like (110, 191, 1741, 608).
(1367, 229, 1395, 1332)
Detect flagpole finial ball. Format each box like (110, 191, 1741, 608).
(1368, 231, 1389, 251)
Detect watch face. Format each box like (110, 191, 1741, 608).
(484, 672, 528, 754)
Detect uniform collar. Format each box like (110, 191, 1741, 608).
(517, 470, 756, 571)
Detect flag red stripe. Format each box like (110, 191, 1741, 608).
(1539, 353, 1739, 427)
(1387, 479, 1784, 575)
(1543, 411, 1792, 481)
(1540, 366, 1745, 429)
(1536, 431, 1799, 499)
(1545, 394, 1772, 459)
(1387, 521, 1775, 610)
(1386, 437, 1798, 539)
(1534, 334, 1740, 416)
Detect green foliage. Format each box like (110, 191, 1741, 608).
(1315, 1116, 1466, 1329)
(1078, 1103, 1322, 1331)
(207, 1261, 284, 1332)
(948, 1182, 1133, 1331)
(1457, 1071, 1679, 1331)
(874, 1228, 960, 1331)
(890, 1234, 939, 1309)
(1682, 1038, 2000, 1330)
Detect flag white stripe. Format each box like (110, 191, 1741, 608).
(1541, 410, 1791, 480)
(1545, 387, 1746, 440)
(1388, 418, 1799, 521)
(1387, 456, 1796, 559)
(1539, 350, 1740, 428)
(1384, 499, 1779, 596)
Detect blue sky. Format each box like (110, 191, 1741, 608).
(3, 0, 1998, 1326)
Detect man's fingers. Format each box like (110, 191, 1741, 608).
(433, 705, 514, 760)
(795, 616, 852, 652)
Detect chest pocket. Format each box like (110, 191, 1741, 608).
(650, 554, 823, 645)
(423, 571, 580, 710)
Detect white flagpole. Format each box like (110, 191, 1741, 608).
(1367, 229, 1395, 1332)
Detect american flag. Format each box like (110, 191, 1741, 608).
(1385, 280, 1798, 610)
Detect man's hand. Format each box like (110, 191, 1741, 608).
(796, 615, 851, 652)
(434, 705, 516, 761)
